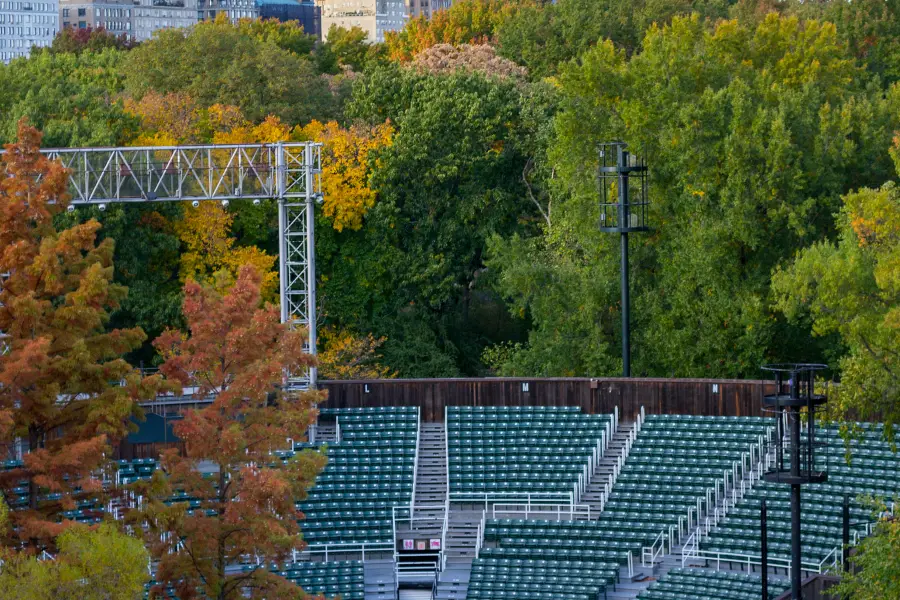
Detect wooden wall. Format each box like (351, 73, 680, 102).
(320, 377, 776, 422)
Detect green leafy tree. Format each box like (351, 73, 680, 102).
(0, 48, 135, 147)
(831, 500, 900, 600)
(324, 25, 371, 72)
(497, 0, 731, 78)
(0, 523, 150, 600)
(326, 67, 537, 375)
(489, 14, 899, 377)
(772, 145, 900, 440)
(122, 17, 338, 124)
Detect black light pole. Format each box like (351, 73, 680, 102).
(761, 498, 768, 600)
(762, 364, 829, 600)
(599, 143, 649, 378)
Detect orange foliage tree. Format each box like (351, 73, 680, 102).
(385, 0, 532, 61)
(0, 122, 159, 544)
(316, 326, 394, 380)
(299, 120, 394, 232)
(138, 265, 326, 600)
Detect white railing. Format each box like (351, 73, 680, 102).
(410, 407, 421, 519)
(681, 545, 840, 578)
(475, 510, 487, 559)
(447, 491, 574, 511)
(291, 541, 392, 563)
(334, 417, 341, 443)
(642, 528, 667, 567)
(597, 416, 641, 512)
(491, 503, 591, 521)
(440, 497, 450, 570)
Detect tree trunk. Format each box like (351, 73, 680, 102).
(218, 467, 227, 600)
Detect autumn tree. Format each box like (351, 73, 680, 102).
(317, 327, 395, 379)
(385, 0, 532, 61)
(138, 266, 326, 600)
(47, 26, 136, 56)
(0, 523, 150, 600)
(0, 122, 158, 544)
(299, 119, 394, 232)
(413, 43, 527, 79)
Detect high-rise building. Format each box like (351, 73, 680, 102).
(196, 0, 257, 23)
(132, 0, 197, 41)
(257, 0, 319, 38)
(318, 0, 405, 43)
(59, 0, 131, 37)
(0, 0, 59, 63)
(407, 0, 449, 19)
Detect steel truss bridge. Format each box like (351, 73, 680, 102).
(39, 142, 323, 389)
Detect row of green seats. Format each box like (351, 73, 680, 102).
(636, 568, 786, 600)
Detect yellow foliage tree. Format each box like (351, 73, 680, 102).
(175, 201, 279, 301)
(316, 327, 395, 380)
(125, 97, 292, 301)
(299, 120, 394, 232)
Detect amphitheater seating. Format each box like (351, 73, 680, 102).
(144, 561, 365, 600)
(270, 560, 365, 599)
(600, 415, 774, 551)
(447, 406, 612, 497)
(116, 457, 159, 485)
(466, 552, 619, 600)
(292, 406, 418, 546)
(636, 567, 787, 600)
(701, 422, 900, 567)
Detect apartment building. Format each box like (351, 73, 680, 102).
(318, 0, 404, 43)
(196, 0, 257, 23)
(0, 0, 59, 63)
(60, 0, 131, 36)
(132, 0, 197, 41)
(258, 0, 319, 38)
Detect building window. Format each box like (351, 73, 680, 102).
(78, 20, 85, 27)
(77, 7, 85, 15)
(62, 7, 68, 16)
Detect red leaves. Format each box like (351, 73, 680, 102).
(144, 265, 326, 599)
(0, 121, 159, 546)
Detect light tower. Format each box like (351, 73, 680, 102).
(599, 142, 649, 377)
(761, 363, 829, 600)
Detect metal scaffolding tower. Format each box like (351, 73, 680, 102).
(39, 142, 323, 389)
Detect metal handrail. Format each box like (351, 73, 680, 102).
(290, 541, 392, 563)
(410, 407, 420, 519)
(491, 503, 592, 521)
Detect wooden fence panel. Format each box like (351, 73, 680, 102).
(320, 377, 774, 422)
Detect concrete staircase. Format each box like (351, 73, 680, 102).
(443, 510, 482, 563)
(413, 422, 447, 522)
(364, 559, 397, 600)
(434, 561, 471, 600)
(581, 421, 635, 516)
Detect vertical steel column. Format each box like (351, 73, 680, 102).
(304, 144, 318, 387)
(789, 373, 802, 599)
(761, 498, 768, 600)
(618, 145, 631, 378)
(277, 143, 288, 325)
(842, 495, 850, 571)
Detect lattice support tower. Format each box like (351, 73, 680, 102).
(29, 142, 323, 389)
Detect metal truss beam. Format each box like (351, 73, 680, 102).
(36, 142, 322, 388)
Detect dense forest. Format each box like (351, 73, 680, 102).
(2, 1, 899, 415)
